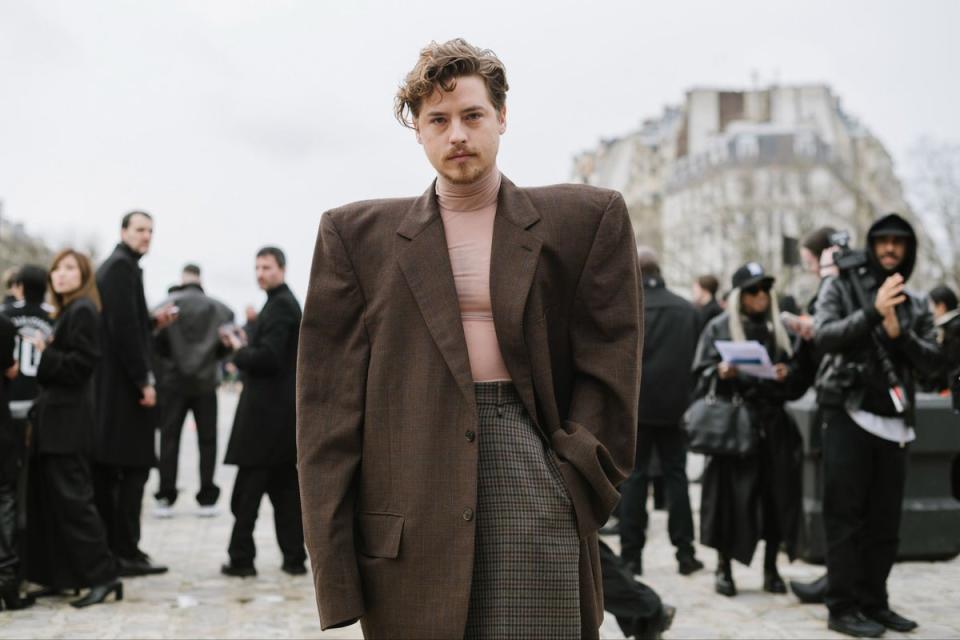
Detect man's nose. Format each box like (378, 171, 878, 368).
(448, 119, 468, 144)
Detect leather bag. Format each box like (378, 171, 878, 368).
(683, 376, 757, 457)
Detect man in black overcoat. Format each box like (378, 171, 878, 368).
(94, 211, 176, 576)
(220, 247, 305, 577)
(619, 249, 703, 577)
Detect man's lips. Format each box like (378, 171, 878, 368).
(447, 152, 475, 161)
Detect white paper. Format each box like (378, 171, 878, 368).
(714, 340, 777, 379)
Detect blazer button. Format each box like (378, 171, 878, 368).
(462, 508, 474, 522)
(465, 430, 475, 442)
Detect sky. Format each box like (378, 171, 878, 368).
(1, 0, 958, 315)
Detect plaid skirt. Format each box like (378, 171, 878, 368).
(464, 382, 581, 639)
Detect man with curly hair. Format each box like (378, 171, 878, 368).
(297, 38, 643, 638)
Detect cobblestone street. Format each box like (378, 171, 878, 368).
(3, 388, 958, 639)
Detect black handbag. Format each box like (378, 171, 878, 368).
(683, 376, 758, 457)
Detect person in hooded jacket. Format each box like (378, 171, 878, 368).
(813, 213, 942, 637)
(692, 263, 809, 599)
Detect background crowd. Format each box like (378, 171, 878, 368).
(1, 208, 958, 638)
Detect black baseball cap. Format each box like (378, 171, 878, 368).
(731, 262, 775, 291)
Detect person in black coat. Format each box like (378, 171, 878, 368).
(692, 263, 809, 598)
(25, 249, 121, 608)
(93, 211, 176, 576)
(220, 247, 305, 577)
(927, 285, 960, 406)
(0, 312, 26, 609)
(619, 249, 703, 576)
(693, 274, 723, 336)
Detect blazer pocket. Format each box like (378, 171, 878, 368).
(357, 512, 404, 559)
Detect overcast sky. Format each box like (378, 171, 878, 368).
(1, 0, 958, 315)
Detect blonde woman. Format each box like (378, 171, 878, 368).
(691, 262, 809, 597)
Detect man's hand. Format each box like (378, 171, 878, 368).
(875, 274, 906, 316)
(28, 335, 49, 354)
(4, 361, 18, 380)
(139, 384, 157, 408)
(153, 304, 179, 330)
(219, 326, 246, 352)
(820, 246, 840, 278)
(875, 274, 905, 338)
(718, 362, 738, 380)
(773, 363, 789, 382)
(781, 312, 815, 341)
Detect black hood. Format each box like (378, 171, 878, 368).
(866, 213, 916, 281)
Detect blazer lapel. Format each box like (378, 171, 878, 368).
(396, 183, 476, 407)
(490, 177, 543, 424)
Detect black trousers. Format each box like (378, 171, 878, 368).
(823, 409, 907, 615)
(27, 454, 116, 588)
(599, 540, 664, 639)
(156, 389, 219, 506)
(0, 481, 16, 588)
(93, 463, 150, 561)
(227, 465, 305, 568)
(620, 425, 695, 562)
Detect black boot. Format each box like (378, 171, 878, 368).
(864, 608, 918, 633)
(0, 584, 35, 611)
(70, 581, 123, 608)
(790, 574, 828, 604)
(763, 568, 787, 594)
(828, 611, 885, 638)
(714, 554, 736, 597)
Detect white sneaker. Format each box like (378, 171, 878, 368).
(197, 505, 219, 518)
(153, 499, 174, 519)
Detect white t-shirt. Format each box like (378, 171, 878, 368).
(847, 409, 915, 445)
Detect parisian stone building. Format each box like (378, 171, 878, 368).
(572, 84, 910, 300)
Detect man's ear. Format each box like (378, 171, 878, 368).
(498, 105, 507, 135)
(414, 124, 423, 145)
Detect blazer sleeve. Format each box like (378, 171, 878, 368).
(37, 303, 101, 387)
(101, 262, 152, 388)
(550, 191, 642, 535)
(296, 213, 369, 630)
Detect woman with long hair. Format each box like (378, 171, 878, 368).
(692, 262, 809, 597)
(25, 249, 121, 607)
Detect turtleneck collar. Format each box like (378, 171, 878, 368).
(267, 282, 289, 299)
(118, 242, 144, 262)
(436, 168, 502, 212)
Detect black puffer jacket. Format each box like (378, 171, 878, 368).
(813, 214, 942, 425)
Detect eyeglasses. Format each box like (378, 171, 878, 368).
(742, 283, 771, 296)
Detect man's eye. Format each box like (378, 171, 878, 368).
(431, 117, 446, 125)
(466, 113, 481, 120)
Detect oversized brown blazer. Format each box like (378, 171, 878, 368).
(296, 175, 643, 638)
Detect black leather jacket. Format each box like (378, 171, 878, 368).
(813, 214, 942, 426)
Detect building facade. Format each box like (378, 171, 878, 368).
(572, 85, 910, 300)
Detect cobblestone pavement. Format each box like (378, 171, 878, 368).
(3, 388, 958, 638)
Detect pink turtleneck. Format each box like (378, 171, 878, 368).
(437, 169, 511, 382)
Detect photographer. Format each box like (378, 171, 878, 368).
(814, 214, 942, 637)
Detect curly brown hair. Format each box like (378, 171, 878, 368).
(394, 38, 508, 129)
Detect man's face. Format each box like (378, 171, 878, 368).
(10, 283, 23, 302)
(415, 75, 506, 185)
(872, 235, 907, 272)
(121, 214, 153, 255)
(255, 255, 285, 291)
(800, 247, 819, 276)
